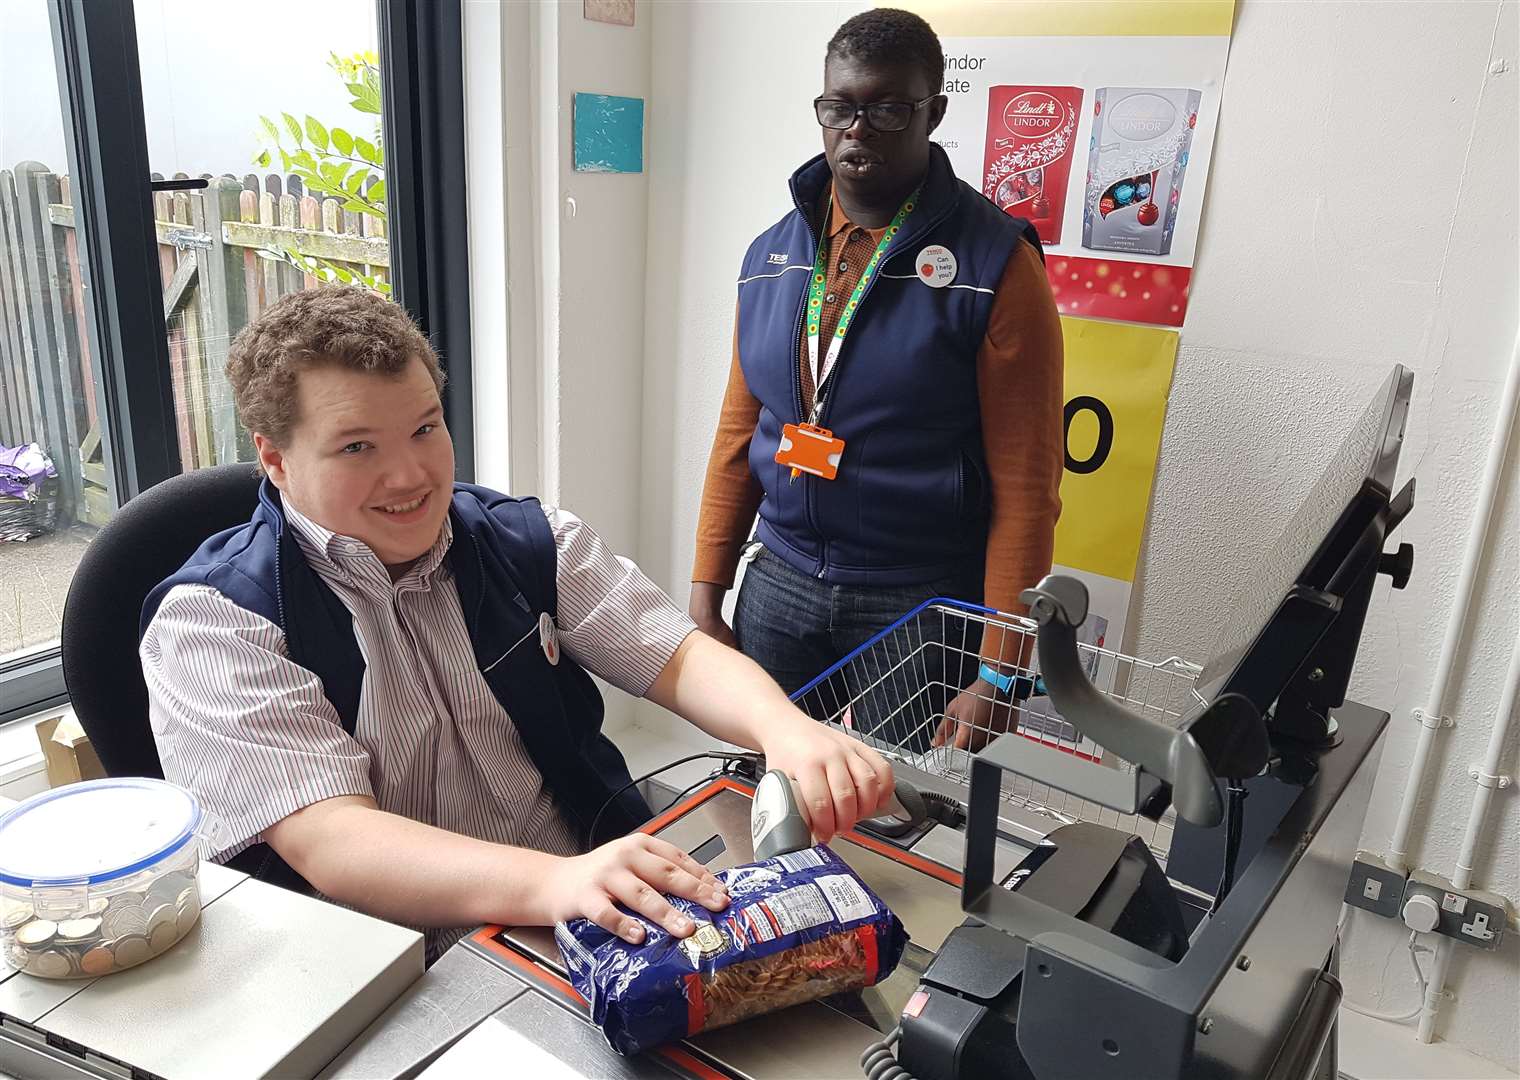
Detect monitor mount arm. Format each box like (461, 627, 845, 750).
(1017, 575, 1270, 829)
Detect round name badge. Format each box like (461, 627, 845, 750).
(539, 611, 560, 666)
(915, 245, 957, 288)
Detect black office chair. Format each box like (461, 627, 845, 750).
(62, 463, 324, 894)
(61, 463, 263, 779)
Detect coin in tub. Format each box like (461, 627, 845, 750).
(14, 919, 57, 948)
(148, 920, 180, 954)
(103, 892, 145, 916)
(111, 935, 151, 968)
(145, 903, 177, 936)
(29, 950, 72, 979)
(80, 945, 116, 976)
(101, 902, 148, 940)
(2, 904, 32, 931)
(175, 902, 200, 937)
(3, 939, 29, 969)
(57, 917, 102, 942)
(150, 871, 191, 900)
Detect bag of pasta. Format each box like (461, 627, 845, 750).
(556, 844, 908, 1056)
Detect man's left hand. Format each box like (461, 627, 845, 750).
(933, 677, 1017, 751)
(759, 715, 895, 844)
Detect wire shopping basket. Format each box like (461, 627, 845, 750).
(789, 598, 1204, 864)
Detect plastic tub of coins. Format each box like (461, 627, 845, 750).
(0, 778, 204, 979)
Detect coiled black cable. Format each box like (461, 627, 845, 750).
(861, 1026, 914, 1080)
(920, 789, 966, 828)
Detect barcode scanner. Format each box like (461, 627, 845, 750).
(751, 769, 926, 862)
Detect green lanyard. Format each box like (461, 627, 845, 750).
(805, 189, 919, 423)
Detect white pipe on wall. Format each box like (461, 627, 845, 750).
(1454, 623, 1520, 893)
(1405, 330, 1520, 1044)
(1417, 944, 1450, 1043)
(1387, 331, 1520, 873)
(1416, 618, 1520, 1043)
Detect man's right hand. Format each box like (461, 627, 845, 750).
(689, 582, 737, 648)
(541, 834, 730, 944)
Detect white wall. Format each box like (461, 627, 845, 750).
(1132, 1, 1519, 1067)
(475, 0, 654, 730)
(553, 0, 652, 740)
(1, 0, 377, 177)
(639, 0, 839, 595)
(549, 2, 651, 574)
(634, 0, 1520, 1069)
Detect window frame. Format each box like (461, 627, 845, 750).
(0, 0, 474, 725)
(379, 0, 476, 483)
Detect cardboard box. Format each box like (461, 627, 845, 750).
(981, 85, 1084, 244)
(1081, 87, 1202, 256)
(36, 712, 106, 788)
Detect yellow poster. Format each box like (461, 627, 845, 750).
(1018, 317, 1177, 757)
(1053, 317, 1178, 584)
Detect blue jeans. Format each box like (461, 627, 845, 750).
(734, 546, 981, 749)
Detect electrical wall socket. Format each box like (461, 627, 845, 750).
(1402, 869, 1509, 951)
(1345, 851, 1406, 919)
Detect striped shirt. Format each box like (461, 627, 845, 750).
(141, 500, 696, 956)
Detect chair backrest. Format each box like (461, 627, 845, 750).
(61, 464, 263, 778)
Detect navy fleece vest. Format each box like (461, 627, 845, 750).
(141, 481, 651, 859)
(737, 144, 1041, 586)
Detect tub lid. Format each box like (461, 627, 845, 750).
(0, 778, 201, 888)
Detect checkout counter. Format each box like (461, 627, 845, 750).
(0, 366, 1416, 1079)
(322, 684, 1388, 1080)
(0, 720, 1380, 1080)
(0, 776, 1024, 1080)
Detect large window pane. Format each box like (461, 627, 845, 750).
(0, 0, 113, 668)
(132, 0, 388, 472)
(0, 0, 458, 724)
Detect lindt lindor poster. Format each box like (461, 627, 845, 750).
(918, 0, 1235, 326)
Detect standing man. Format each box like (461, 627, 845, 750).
(689, 8, 1064, 751)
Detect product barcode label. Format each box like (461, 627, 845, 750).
(737, 884, 834, 942)
(817, 874, 877, 924)
(774, 849, 825, 873)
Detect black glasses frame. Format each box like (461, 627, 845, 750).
(813, 95, 939, 132)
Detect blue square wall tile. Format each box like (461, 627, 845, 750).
(573, 93, 644, 174)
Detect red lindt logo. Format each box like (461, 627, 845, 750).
(1002, 92, 1065, 138)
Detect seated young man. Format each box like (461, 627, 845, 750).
(140, 286, 893, 960)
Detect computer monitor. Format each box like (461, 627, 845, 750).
(1192, 365, 1413, 711)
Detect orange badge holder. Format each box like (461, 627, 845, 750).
(775, 423, 845, 481)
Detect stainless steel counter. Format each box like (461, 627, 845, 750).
(336, 778, 1033, 1080)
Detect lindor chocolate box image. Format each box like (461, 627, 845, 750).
(981, 85, 1084, 244)
(1081, 87, 1202, 256)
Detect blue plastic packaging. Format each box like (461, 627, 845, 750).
(557, 845, 908, 1056)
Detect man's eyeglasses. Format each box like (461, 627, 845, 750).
(813, 96, 938, 133)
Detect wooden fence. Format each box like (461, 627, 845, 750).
(0, 164, 389, 528)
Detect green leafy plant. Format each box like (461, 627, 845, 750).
(252, 51, 389, 294)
